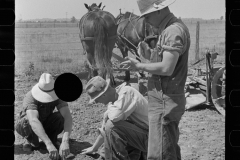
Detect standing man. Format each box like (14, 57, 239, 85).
(121, 0, 191, 159)
(15, 73, 72, 160)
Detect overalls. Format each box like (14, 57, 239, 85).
(147, 18, 191, 160)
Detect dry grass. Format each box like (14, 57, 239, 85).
(15, 21, 225, 76)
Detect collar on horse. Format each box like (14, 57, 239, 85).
(116, 12, 159, 52)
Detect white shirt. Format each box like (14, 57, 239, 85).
(106, 82, 149, 130)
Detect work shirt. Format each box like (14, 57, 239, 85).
(150, 12, 191, 94)
(18, 91, 68, 122)
(99, 82, 149, 135)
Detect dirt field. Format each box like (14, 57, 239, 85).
(14, 68, 225, 160)
(14, 21, 225, 160)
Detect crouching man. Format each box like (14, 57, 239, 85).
(15, 73, 72, 160)
(81, 76, 149, 160)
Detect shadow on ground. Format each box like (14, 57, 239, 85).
(69, 139, 101, 159)
(186, 104, 221, 115)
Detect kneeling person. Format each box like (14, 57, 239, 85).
(82, 76, 148, 160)
(15, 73, 72, 160)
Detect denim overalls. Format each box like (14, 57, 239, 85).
(147, 18, 191, 160)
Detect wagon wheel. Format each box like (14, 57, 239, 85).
(211, 66, 225, 116)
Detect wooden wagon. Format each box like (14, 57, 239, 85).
(186, 50, 225, 116)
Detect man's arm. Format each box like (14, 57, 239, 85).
(107, 89, 136, 122)
(137, 50, 179, 76)
(59, 106, 72, 143)
(81, 112, 106, 155)
(26, 110, 54, 146)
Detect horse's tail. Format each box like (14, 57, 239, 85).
(93, 16, 112, 78)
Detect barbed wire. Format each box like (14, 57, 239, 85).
(15, 47, 224, 55)
(15, 42, 81, 45)
(15, 31, 225, 37)
(16, 49, 83, 53)
(15, 33, 80, 36)
(15, 42, 224, 47)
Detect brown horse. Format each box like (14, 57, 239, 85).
(115, 10, 159, 81)
(79, 3, 117, 86)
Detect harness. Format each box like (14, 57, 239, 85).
(79, 10, 117, 41)
(79, 10, 117, 70)
(116, 12, 158, 59)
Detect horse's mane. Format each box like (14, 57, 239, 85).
(122, 12, 139, 19)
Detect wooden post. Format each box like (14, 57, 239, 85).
(195, 21, 200, 63)
(205, 50, 211, 104)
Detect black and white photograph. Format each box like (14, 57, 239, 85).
(14, 0, 225, 159)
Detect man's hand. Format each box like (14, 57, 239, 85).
(120, 57, 141, 71)
(81, 146, 97, 155)
(59, 141, 70, 160)
(47, 143, 59, 160)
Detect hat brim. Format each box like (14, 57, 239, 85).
(31, 83, 58, 103)
(88, 78, 111, 104)
(140, 0, 176, 18)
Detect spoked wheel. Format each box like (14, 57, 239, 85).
(211, 66, 225, 116)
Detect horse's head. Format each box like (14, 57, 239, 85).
(84, 2, 102, 12)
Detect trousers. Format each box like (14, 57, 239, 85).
(15, 112, 64, 147)
(147, 77, 185, 160)
(103, 120, 148, 160)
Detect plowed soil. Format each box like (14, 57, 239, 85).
(14, 70, 225, 160)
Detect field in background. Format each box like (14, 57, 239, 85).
(15, 21, 225, 76)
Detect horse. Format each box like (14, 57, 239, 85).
(84, 2, 105, 11)
(115, 9, 159, 81)
(79, 3, 117, 86)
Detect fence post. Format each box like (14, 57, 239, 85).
(195, 21, 200, 63)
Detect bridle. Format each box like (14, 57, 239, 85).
(116, 12, 159, 59)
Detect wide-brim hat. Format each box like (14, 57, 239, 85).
(85, 76, 111, 104)
(137, 0, 176, 17)
(31, 73, 58, 103)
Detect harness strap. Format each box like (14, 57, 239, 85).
(128, 13, 141, 40)
(117, 12, 141, 51)
(81, 35, 118, 41)
(79, 11, 117, 41)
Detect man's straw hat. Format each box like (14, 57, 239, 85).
(85, 76, 111, 104)
(31, 73, 58, 103)
(137, 0, 176, 17)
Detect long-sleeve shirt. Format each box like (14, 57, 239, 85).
(98, 82, 149, 135)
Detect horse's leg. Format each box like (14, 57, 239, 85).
(86, 53, 96, 81)
(119, 46, 130, 81)
(110, 71, 116, 86)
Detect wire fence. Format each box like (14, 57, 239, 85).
(15, 20, 225, 28)
(15, 21, 225, 75)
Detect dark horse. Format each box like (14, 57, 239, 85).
(79, 3, 117, 86)
(115, 9, 159, 81)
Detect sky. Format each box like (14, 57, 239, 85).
(15, 0, 225, 20)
